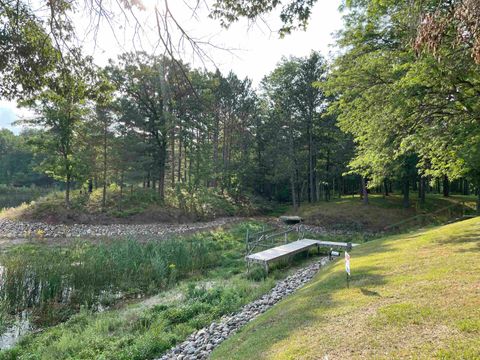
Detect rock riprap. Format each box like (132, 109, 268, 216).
(157, 257, 329, 360)
(0, 217, 240, 239)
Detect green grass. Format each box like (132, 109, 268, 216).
(211, 217, 480, 360)
(291, 193, 477, 232)
(0, 278, 277, 360)
(0, 237, 215, 325)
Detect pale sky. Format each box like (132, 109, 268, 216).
(0, 0, 343, 133)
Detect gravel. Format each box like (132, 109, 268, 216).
(0, 217, 241, 239)
(157, 257, 330, 360)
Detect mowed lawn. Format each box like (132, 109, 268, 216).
(211, 217, 480, 360)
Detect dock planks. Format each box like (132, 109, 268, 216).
(246, 239, 358, 272)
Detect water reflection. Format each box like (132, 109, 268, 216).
(0, 311, 31, 350)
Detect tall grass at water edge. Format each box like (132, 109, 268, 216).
(0, 230, 239, 326)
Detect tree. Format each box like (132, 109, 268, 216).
(321, 1, 480, 207)
(107, 53, 192, 201)
(260, 53, 331, 206)
(20, 52, 98, 206)
(211, 0, 319, 36)
(0, 129, 49, 186)
(0, 0, 61, 99)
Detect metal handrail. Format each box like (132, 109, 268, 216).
(383, 201, 469, 231)
(245, 225, 304, 256)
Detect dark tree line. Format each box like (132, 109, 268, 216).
(3, 0, 480, 212)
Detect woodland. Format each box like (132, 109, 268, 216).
(2, 0, 480, 214)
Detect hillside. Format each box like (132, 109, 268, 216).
(211, 217, 480, 359)
(0, 187, 269, 224)
(291, 194, 477, 232)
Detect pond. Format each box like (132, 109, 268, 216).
(0, 187, 51, 209)
(0, 311, 31, 350)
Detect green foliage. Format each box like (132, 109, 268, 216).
(211, 0, 319, 36)
(166, 184, 237, 218)
(0, 0, 61, 100)
(325, 0, 480, 203)
(0, 129, 50, 187)
(0, 277, 276, 360)
(245, 265, 268, 282)
(0, 236, 219, 322)
(2, 185, 259, 222)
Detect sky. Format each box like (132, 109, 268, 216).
(0, 0, 343, 134)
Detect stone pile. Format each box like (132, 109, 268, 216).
(157, 257, 329, 360)
(0, 217, 240, 239)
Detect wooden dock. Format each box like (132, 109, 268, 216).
(246, 239, 358, 272)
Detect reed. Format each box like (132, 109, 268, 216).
(0, 235, 222, 325)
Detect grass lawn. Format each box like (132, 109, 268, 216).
(291, 193, 477, 232)
(211, 217, 480, 360)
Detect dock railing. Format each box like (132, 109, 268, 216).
(383, 201, 474, 232)
(245, 225, 304, 256)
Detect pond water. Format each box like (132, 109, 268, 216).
(0, 188, 50, 209)
(0, 312, 31, 350)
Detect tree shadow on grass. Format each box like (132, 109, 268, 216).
(438, 234, 480, 245)
(435, 231, 480, 253)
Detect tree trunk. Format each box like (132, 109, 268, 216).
(188, 154, 192, 186)
(477, 187, 480, 214)
(184, 142, 187, 183)
(65, 173, 71, 207)
(120, 170, 124, 199)
(308, 125, 314, 203)
(211, 117, 219, 188)
(291, 174, 297, 212)
(102, 124, 108, 209)
(361, 176, 369, 205)
(443, 175, 450, 197)
(464, 179, 470, 195)
(419, 177, 426, 205)
(384, 179, 389, 196)
(88, 178, 93, 193)
(332, 177, 335, 199)
(178, 129, 182, 183)
(158, 152, 166, 202)
(171, 126, 175, 188)
(403, 179, 410, 208)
